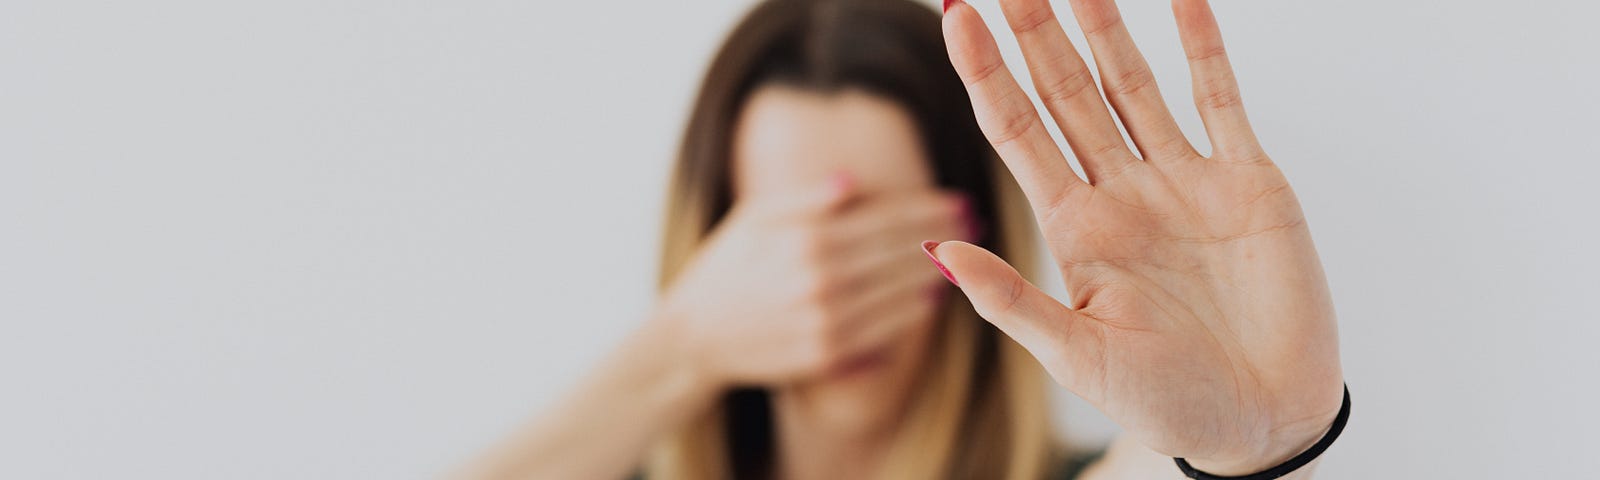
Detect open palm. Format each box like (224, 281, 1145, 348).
(928, 0, 1344, 471)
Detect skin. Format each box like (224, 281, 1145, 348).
(459, 86, 969, 480)
(932, 0, 1344, 477)
(672, 87, 968, 479)
(464, 0, 1347, 477)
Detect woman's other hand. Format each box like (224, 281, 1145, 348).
(931, 0, 1343, 475)
(658, 175, 970, 389)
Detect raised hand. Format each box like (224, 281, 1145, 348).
(660, 175, 970, 387)
(929, 0, 1343, 474)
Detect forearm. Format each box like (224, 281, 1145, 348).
(456, 315, 718, 480)
(1080, 436, 1321, 480)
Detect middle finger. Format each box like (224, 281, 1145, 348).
(1061, 0, 1195, 161)
(999, 0, 1137, 183)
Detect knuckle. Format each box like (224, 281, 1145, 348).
(1037, 67, 1099, 107)
(1010, 6, 1058, 36)
(1106, 67, 1157, 98)
(1081, 11, 1124, 37)
(1198, 87, 1244, 111)
(1186, 45, 1230, 64)
(966, 57, 1007, 87)
(986, 96, 1041, 148)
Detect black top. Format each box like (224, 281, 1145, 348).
(1054, 449, 1105, 479)
(628, 449, 1105, 480)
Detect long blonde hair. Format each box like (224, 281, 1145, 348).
(646, 0, 1058, 478)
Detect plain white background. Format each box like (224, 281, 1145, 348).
(3, 0, 1598, 478)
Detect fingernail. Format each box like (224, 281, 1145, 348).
(921, 240, 959, 286)
(828, 171, 854, 195)
(943, 0, 962, 14)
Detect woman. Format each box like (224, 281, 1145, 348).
(465, 0, 1345, 478)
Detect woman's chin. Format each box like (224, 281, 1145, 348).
(789, 348, 918, 435)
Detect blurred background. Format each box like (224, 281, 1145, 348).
(3, 0, 1598, 478)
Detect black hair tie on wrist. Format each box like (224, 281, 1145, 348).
(1174, 384, 1350, 480)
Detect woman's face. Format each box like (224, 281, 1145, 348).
(730, 85, 943, 437)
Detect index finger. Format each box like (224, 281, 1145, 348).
(944, 1, 1086, 214)
(825, 188, 968, 244)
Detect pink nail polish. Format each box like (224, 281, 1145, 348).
(943, 0, 961, 14)
(921, 240, 959, 286)
(829, 171, 854, 195)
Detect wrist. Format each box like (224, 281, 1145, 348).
(1182, 384, 1347, 477)
(644, 307, 724, 401)
(1182, 424, 1327, 477)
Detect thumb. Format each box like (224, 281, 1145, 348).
(921, 240, 1097, 384)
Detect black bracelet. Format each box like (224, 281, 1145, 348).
(1173, 384, 1350, 480)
